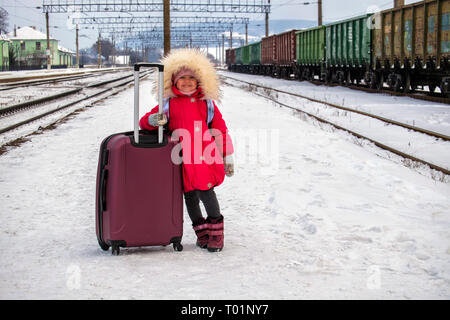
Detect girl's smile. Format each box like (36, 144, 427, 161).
(176, 75, 198, 92)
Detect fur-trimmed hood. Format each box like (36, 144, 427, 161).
(153, 48, 221, 101)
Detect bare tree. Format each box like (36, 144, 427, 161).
(91, 39, 114, 62)
(0, 7, 9, 34)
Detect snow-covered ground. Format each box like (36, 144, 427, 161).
(0, 76, 449, 299)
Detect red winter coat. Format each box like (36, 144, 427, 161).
(140, 86, 234, 193)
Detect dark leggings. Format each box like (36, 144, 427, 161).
(184, 188, 221, 223)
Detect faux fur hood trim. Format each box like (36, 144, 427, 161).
(153, 48, 221, 101)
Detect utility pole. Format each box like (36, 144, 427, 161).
(76, 24, 79, 68)
(97, 33, 102, 68)
(163, 0, 170, 56)
(222, 33, 225, 66)
(230, 26, 233, 49)
(245, 23, 248, 45)
(45, 11, 51, 70)
(318, 0, 323, 26)
(112, 34, 116, 67)
(265, 0, 270, 37)
(394, 0, 404, 8)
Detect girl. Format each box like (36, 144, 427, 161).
(139, 49, 234, 252)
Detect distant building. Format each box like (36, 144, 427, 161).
(7, 26, 74, 69)
(110, 55, 130, 66)
(58, 45, 74, 67)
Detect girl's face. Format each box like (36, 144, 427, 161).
(175, 75, 198, 92)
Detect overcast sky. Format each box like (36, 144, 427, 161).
(1, 0, 420, 51)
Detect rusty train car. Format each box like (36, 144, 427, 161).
(369, 0, 450, 93)
(226, 0, 450, 96)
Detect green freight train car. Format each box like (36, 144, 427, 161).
(249, 41, 261, 64)
(295, 26, 325, 80)
(230, 41, 261, 74)
(241, 45, 250, 65)
(324, 14, 373, 84)
(249, 41, 261, 74)
(235, 47, 243, 65)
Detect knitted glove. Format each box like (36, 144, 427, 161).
(224, 155, 234, 177)
(148, 113, 167, 127)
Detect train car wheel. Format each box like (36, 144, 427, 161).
(337, 71, 345, 85)
(440, 78, 450, 98)
(388, 73, 402, 92)
(377, 74, 384, 91)
(403, 74, 411, 93)
(428, 85, 436, 94)
(346, 72, 352, 86)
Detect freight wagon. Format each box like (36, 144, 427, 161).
(225, 48, 235, 71)
(261, 30, 297, 78)
(295, 26, 325, 81)
(229, 42, 261, 74)
(249, 41, 261, 74)
(261, 34, 276, 75)
(323, 14, 373, 85)
(369, 0, 450, 93)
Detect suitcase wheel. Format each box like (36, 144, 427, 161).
(173, 242, 183, 252)
(109, 240, 126, 256)
(112, 245, 120, 256)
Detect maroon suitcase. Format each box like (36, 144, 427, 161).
(95, 63, 183, 255)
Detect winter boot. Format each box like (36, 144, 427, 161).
(206, 215, 224, 252)
(192, 217, 209, 249)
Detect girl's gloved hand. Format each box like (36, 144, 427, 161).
(148, 113, 168, 127)
(224, 155, 234, 177)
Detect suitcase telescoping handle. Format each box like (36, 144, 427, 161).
(134, 63, 165, 144)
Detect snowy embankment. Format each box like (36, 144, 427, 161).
(0, 78, 449, 299)
(220, 71, 450, 173)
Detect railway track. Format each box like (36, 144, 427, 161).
(0, 67, 131, 92)
(0, 70, 151, 149)
(308, 79, 450, 105)
(222, 74, 450, 176)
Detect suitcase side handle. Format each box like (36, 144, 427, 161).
(134, 63, 164, 144)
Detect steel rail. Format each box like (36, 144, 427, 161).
(0, 74, 91, 91)
(0, 88, 83, 117)
(308, 79, 450, 105)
